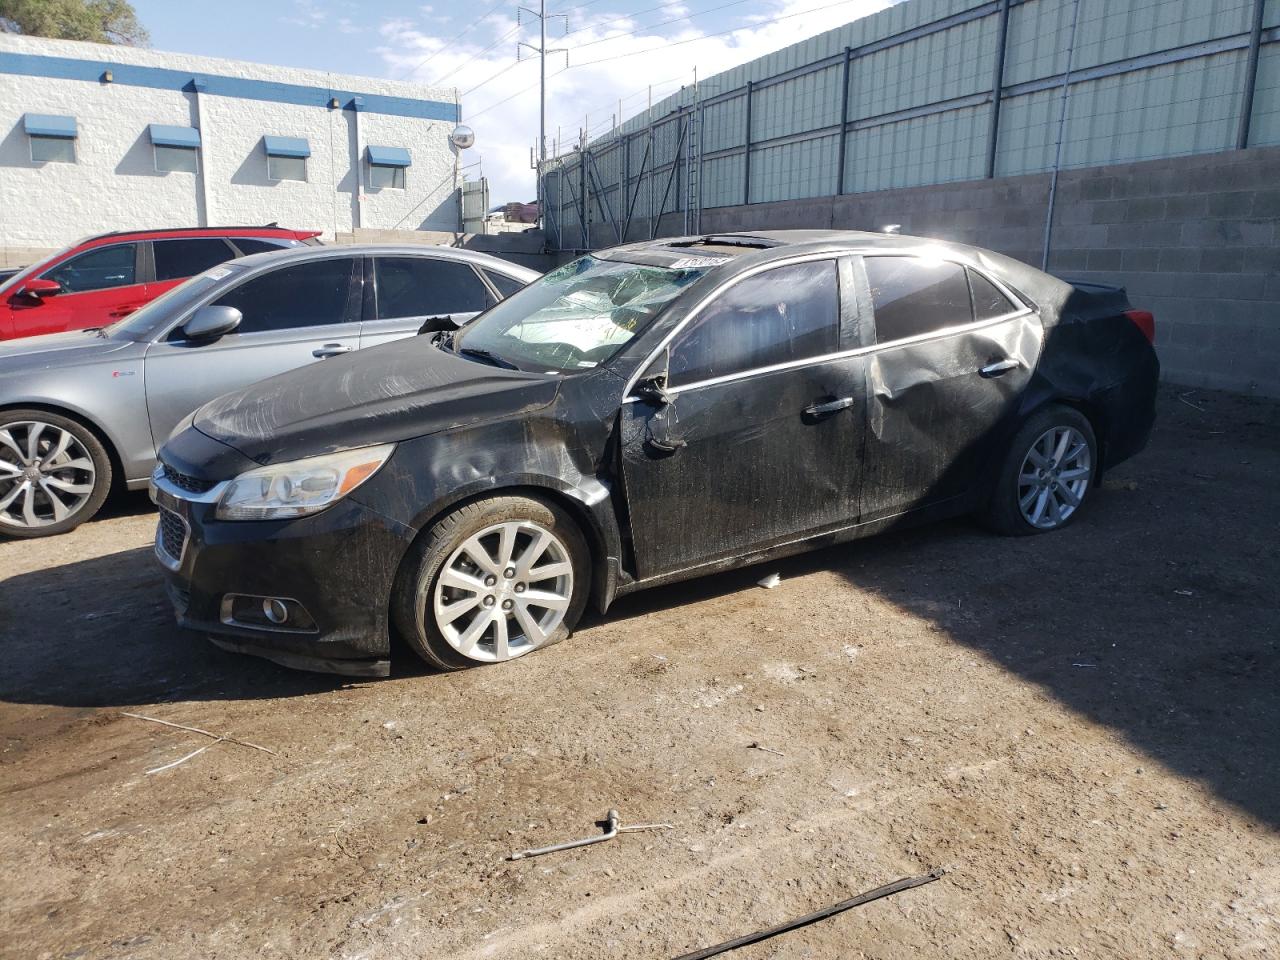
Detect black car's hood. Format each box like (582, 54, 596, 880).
(194, 337, 560, 465)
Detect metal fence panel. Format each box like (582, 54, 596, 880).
(538, 0, 1279, 249)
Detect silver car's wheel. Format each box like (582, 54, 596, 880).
(1017, 425, 1092, 530)
(432, 520, 574, 663)
(0, 420, 100, 532)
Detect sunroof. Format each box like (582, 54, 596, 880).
(663, 235, 782, 252)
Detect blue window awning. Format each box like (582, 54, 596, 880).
(24, 114, 77, 138)
(367, 145, 411, 167)
(264, 135, 311, 158)
(148, 124, 201, 148)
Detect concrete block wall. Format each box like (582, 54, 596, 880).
(560, 146, 1279, 397)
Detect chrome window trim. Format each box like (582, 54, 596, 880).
(622, 250, 1034, 402)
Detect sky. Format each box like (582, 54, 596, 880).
(133, 0, 897, 203)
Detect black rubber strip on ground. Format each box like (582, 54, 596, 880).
(670, 868, 946, 960)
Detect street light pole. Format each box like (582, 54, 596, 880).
(519, 3, 566, 232)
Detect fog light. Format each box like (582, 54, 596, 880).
(263, 598, 289, 624)
(220, 594, 317, 632)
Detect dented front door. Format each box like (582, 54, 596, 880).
(618, 257, 867, 580)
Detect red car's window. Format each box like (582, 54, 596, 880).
(41, 243, 138, 293)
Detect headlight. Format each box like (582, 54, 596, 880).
(216, 443, 395, 521)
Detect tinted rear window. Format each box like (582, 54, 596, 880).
(153, 238, 235, 281)
(968, 268, 1017, 320)
(230, 238, 298, 256)
(866, 256, 972, 343)
(484, 269, 527, 299)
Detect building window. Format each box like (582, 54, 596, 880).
(148, 124, 202, 174)
(370, 164, 406, 189)
(24, 114, 77, 164)
(264, 136, 310, 182)
(366, 145, 411, 190)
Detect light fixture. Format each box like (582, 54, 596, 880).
(102, 69, 113, 83)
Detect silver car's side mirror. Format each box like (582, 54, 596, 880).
(182, 305, 242, 341)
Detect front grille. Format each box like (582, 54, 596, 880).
(163, 463, 214, 495)
(158, 507, 188, 564)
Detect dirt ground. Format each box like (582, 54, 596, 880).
(1, 386, 1277, 960)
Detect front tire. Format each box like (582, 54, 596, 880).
(391, 495, 590, 670)
(983, 405, 1097, 536)
(0, 409, 112, 538)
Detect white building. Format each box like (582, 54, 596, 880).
(0, 35, 464, 252)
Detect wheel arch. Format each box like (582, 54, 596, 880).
(396, 477, 623, 615)
(0, 400, 127, 492)
(1020, 393, 1109, 481)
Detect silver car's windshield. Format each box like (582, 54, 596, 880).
(106, 264, 244, 341)
(454, 256, 706, 373)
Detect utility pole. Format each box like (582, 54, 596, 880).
(519, 2, 567, 232)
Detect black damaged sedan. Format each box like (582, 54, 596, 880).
(153, 230, 1158, 676)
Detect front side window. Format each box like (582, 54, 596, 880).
(268, 154, 307, 182)
(668, 260, 839, 387)
(155, 144, 199, 174)
(42, 244, 137, 293)
(456, 256, 707, 373)
(375, 257, 490, 319)
(866, 256, 972, 344)
(31, 135, 75, 163)
(209, 258, 356, 335)
(370, 164, 406, 189)
(153, 239, 235, 282)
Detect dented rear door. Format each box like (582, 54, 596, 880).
(856, 255, 1041, 522)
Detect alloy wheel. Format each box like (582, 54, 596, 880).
(432, 520, 574, 662)
(1017, 425, 1092, 530)
(0, 421, 98, 530)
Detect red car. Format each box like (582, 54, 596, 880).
(0, 225, 321, 340)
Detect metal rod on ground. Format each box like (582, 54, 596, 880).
(507, 809, 672, 861)
(671, 869, 945, 960)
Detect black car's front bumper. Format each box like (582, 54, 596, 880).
(151, 469, 416, 677)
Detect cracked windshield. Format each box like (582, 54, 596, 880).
(456, 256, 707, 372)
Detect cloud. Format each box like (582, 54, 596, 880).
(378, 0, 895, 203)
(280, 0, 328, 29)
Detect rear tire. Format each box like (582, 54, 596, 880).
(983, 405, 1097, 536)
(0, 409, 112, 539)
(391, 495, 590, 671)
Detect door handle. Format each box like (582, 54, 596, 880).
(313, 343, 355, 358)
(108, 306, 140, 318)
(980, 358, 1019, 378)
(803, 396, 855, 418)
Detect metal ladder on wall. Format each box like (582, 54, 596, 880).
(683, 80, 702, 236)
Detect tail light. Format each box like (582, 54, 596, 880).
(1124, 309, 1155, 344)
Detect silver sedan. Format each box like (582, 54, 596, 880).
(0, 244, 538, 537)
